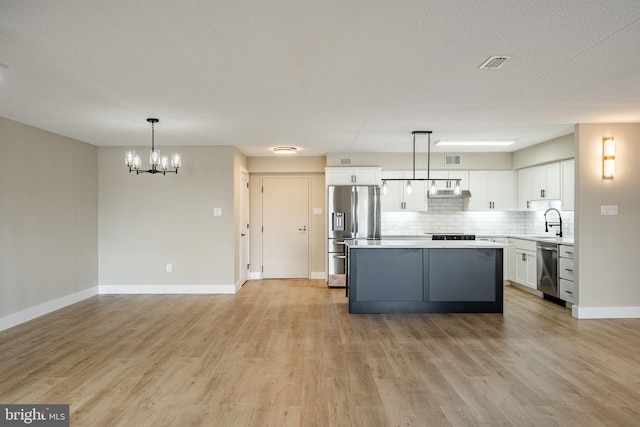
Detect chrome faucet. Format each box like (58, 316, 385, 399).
(544, 208, 563, 237)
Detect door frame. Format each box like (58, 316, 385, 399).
(260, 175, 311, 279)
(238, 167, 250, 287)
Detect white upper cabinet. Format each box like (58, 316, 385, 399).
(381, 170, 428, 212)
(531, 162, 560, 200)
(429, 170, 470, 191)
(325, 167, 382, 186)
(467, 170, 516, 211)
(561, 159, 575, 211)
(518, 162, 564, 209)
(517, 167, 534, 210)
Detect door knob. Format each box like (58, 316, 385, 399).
(241, 233, 246, 237)
(298, 226, 307, 231)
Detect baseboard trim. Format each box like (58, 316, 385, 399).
(248, 272, 262, 280)
(99, 284, 236, 295)
(310, 271, 326, 280)
(0, 287, 98, 332)
(572, 305, 640, 319)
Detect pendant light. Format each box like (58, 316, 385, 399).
(125, 118, 182, 175)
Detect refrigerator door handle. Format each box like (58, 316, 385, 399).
(352, 188, 358, 236)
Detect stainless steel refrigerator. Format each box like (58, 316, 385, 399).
(327, 185, 381, 287)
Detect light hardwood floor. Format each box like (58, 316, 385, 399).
(1, 281, 639, 426)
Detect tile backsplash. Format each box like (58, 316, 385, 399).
(382, 199, 574, 237)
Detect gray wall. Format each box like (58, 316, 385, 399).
(0, 117, 98, 318)
(99, 145, 246, 288)
(575, 123, 640, 313)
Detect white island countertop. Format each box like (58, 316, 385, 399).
(346, 239, 505, 249)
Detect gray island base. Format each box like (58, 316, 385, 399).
(347, 240, 504, 314)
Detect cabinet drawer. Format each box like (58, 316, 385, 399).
(559, 278, 575, 303)
(512, 238, 537, 252)
(559, 257, 575, 281)
(559, 245, 574, 259)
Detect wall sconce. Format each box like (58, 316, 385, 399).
(602, 137, 615, 179)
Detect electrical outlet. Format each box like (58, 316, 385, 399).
(213, 208, 222, 216)
(166, 263, 172, 272)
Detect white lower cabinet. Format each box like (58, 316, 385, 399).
(558, 244, 575, 304)
(511, 239, 537, 290)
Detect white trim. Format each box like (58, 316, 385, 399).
(99, 284, 236, 294)
(310, 271, 326, 280)
(572, 305, 640, 319)
(249, 272, 262, 280)
(0, 287, 98, 332)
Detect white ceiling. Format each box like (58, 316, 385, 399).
(1, 1, 640, 156)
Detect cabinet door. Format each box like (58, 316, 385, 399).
(449, 170, 469, 190)
(491, 171, 515, 211)
(507, 246, 516, 281)
(467, 171, 492, 211)
(525, 252, 537, 288)
(326, 169, 355, 185)
(561, 160, 575, 211)
(380, 171, 403, 212)
(531, 163, 560, 200)
(353, 168, 382, 185)
(544, 163, 560, 199)
(515, 250, 528, 285)
(517, 167, 533, 210)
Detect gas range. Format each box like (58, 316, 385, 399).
(430, 234, 476, 241)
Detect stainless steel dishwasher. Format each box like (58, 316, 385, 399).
(537, 241, 559, 297)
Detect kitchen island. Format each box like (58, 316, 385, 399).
(347, 239, 504, 314)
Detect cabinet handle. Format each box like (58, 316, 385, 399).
(565, 268, 573, 272)
(566, 290, 573, 295)
(522, 254, 526, 261)
(527, 201, 530, 209)
(566, 251, 574, 255)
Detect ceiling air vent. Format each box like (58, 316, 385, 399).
(340, 158, 352, 165)
(445, 155, 461, 166)
(478, 56, 512, 69)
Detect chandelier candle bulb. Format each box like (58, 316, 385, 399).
(125, 118, 181, 175)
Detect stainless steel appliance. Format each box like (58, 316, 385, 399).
(327, 185, 380, 288)
(537, 241, 559, 297)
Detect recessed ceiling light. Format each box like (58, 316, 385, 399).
(435, 140, 516, 146)
(478, 56, 512, 69)
(272, 146, 298, 154)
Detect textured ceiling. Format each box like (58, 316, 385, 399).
(1, 1, 640, 156)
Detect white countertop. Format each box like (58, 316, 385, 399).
(346, 239, 505, 249)
(380, 234, 574, 245)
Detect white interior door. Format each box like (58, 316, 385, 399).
(239, 168, 249, 285)
(262, 176, 309, 278)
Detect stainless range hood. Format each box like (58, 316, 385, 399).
(427, 189, 471, 199)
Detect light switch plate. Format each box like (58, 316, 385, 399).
(213, 208, 222, 216)
(600, 205, 618, 215)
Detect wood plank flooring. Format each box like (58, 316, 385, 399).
(1, 281, 639, 426)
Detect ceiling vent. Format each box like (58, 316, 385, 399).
(478, 56, 512, 69)
(340, 158, 352, 165)
(445, 155, 461, 166)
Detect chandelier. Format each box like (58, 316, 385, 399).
(125, 118, 181, 175)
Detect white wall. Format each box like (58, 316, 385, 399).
(0, 117, 98, 329)
(574, 124, 640, 318)
(512, 133, 574, 169)
(99, 145, 246, 292)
